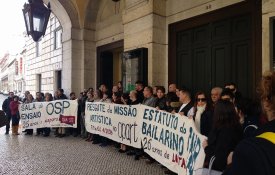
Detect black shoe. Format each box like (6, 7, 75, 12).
(43, 134, 49, 137)
(164, 169, 177, 175)
(5, 132, 9, 135)
(126, 151, 135, 156)
(92, 141, 100, 144)
(145, 159, 155, 164)
(118, 149, 126, 153)
(134, 155, 140, 160)
(99, 143, 107, 147)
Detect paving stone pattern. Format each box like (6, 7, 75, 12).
(0, 134, 166, 175)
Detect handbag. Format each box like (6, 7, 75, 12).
(194, 156, 223, 175)
(0, 110, 8, 128)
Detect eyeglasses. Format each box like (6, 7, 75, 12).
(196, 98, 206, 102)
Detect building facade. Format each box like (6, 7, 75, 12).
(0, 54, 10, 92)
(25, 14, 63, 95)
(24, 0, 275, 97)
(14, 49, 27, 94)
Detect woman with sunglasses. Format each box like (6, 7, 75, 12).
(193, 91, 213, 136)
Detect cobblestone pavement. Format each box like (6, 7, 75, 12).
(0, 95, 165, 175)
(0, 133, 166, 175)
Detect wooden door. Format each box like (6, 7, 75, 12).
(98, 51, 113, 90)
(175, 14, 252, 97)
(169, 0, 261, 99)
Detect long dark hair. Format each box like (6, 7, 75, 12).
(213, 100, 240, 129)
(193, 91, 211, 115)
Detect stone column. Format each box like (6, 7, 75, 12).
(62, 28, 96, 95)
(123, 0, 167, 87)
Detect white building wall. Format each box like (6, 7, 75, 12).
(25, 14, 63, 96)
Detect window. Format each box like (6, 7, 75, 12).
(55, 70, 62, 89)
(54, 28, 62, 49)
(36, 74, 42, 92)
(36, 39, 42, 57)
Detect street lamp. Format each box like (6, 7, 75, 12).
(22, 0, 51, 42)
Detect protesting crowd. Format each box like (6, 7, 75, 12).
(1, 71, 275, 175)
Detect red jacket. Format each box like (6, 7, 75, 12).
(9, 101, 20, 116)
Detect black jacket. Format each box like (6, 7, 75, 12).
(155, 97, 167, 111)
(224, 119, 275, 175)
(200, 110, 213, 137)
(2, 97, 13, 117)
(178, 101, 193, 116)
(205, 125, 243, 171)
(136, 89, 144, 104)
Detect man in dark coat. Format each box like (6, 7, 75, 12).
(2, 92, 14, 134)
(135, 81, 144, 104)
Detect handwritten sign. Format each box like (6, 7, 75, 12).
(140, 106, 206, 175)
(19, 100, 78, 129)
(85, 102, 142, 148)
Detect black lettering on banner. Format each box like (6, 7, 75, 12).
(117, 122, 138, 144)
(62, 101, 70, 113)
(46, 103, 54, 115)
(142, 137, 152, 150)
(46, 101, 71, 115)
(55, 102, 62, 114)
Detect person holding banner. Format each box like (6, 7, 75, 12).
(42, 93, 53, 137)
(155, 86, 168, 111)
(193, 91, 213, 136)
(9, 96, 21, 135)
(35, 92, 44, 136)
(85, 91, 95, 142)
(99, 88, 112, 147)
(129, 90, 139, 105)
(121, 93, 130, 105)
(88, 90, 103, 144)
(56, 88, 68, 138)
(177, 88, 194, 117)
(135, 86, 157, 162)
(203, 100, 243, 171)
(25, 94, 34, 135)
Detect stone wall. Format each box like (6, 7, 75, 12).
(25, 14, 62, 95)
(31, 0, 274, 95)
(262, 0, 275, 71)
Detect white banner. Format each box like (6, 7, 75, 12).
(85, 102, 142, 148)
(19, 100, 78, 129)
(140, 106, 206, 175)
(85, 102, 206, 175)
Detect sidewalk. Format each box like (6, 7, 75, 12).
(0, 133, 165, 175)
